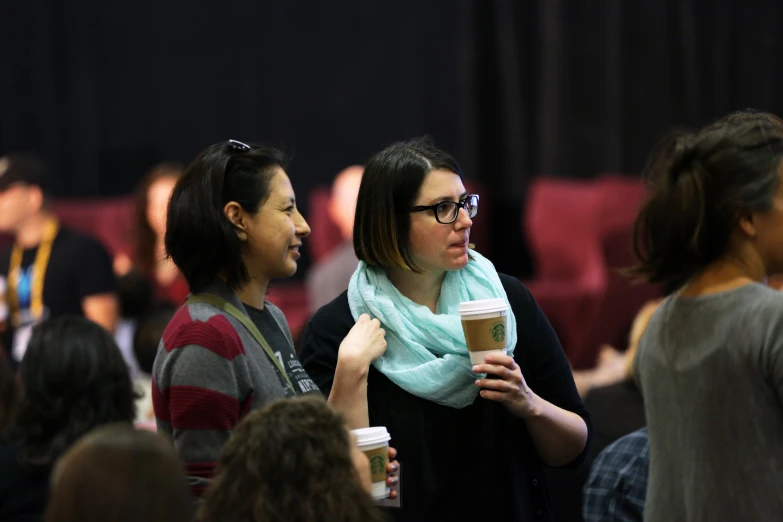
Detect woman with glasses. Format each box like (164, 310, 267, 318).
(300, 138, 590, 521)
(152, 140, 395, 498)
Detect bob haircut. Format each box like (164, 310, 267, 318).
(353, 137, 463, 273)
(165, 141, 287, 292)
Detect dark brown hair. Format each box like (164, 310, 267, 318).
(46, 424, 193, 522)
(17, 316, 137, 469)
(165, 142, 287, 292)
(632, 110, 783, 287)
(134, 163, 183, 274)
(354, 137, 463, 273)
(198, 397, 388, 522)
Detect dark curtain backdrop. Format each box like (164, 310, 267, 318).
(3, 0, 783, 274)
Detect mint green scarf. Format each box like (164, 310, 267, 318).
(347, 250, 517, 409)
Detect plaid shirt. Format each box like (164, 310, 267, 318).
(583, 427, 649, 522)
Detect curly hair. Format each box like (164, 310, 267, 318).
(198, 397, 388, 522)
(16, 316, 138, 469)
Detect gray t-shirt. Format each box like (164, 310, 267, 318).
(634, 283, 783, 522)
(245, 303, 320, 395)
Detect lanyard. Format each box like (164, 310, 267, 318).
(8, 219, 59, 326)
(185, 293, 296, 394)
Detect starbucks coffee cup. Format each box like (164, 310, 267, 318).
(352, 426, 391, 500)
(458, 298, 509, 365)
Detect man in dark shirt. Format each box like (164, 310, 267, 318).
(0, 153, 118, 362)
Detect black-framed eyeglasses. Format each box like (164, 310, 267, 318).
(409, 194, 479, 224)
(227, 139, 251, 151)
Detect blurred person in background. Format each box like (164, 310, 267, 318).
(0, 354, 19, 439)
(132, 306, 175, 428)
(301, 138, 590, 521)
(631, 109, 783, 521)
(199, 396, 388, 522)
(154, 140, 395, 497)
(306, 165, 363, 312)
(114, 163, 188, 307)
(0, 153, 118, 364)
(0, 316, 137, 521)
(46, 424, 193, 522)
(545, 294, 664, 522)
(583, 426, 649, 522)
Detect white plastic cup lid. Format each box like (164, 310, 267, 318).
(457, 298, 509, 316)
(352, 426, 391, 447)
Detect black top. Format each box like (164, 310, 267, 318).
(300, 274, 592, 522)
(0, 228, 116, 362)
(0, 440, 50, 522)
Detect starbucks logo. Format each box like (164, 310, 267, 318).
(370, 455, 386, 476)
(490, 322, 506, 343)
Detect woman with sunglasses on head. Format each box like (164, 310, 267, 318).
(300, 138, 590, 521)
(152, 140, 394, 498)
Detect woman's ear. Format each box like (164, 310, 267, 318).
(737, 213, 757, 239)
(223, 201, 248, 241)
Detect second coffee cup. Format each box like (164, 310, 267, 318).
(352, 426, 392, 501)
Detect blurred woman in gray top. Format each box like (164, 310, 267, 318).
(630, 110, 783, 521)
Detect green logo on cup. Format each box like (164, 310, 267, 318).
(490, 322, 506, 343)
(370, 455, 386, 476)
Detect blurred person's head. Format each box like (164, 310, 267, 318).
(198, 396, 386, 522)
(134, 163, 183, 273)
(16, 316, 137, 469)
(354, 137, 477, 276)
(166, 140, 310, 293)
(329, 165, 364, 240)
(0, 153, 53, 234)
(133, 307, 175, 375)
(0, 355, 19, 438)
(46, 424, 193, 522)
(633, 110, 783, 287)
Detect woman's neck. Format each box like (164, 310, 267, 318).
(235, 275, 270, 310)
(16, 211, 55, 248)
(681, 253, 764, 297)
(387, 266, 445, 313)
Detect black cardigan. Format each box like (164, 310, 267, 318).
(300, 274, 592, 522)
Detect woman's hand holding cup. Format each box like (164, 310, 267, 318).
(473, 353, 538, 419)
(338, 313, 387, 368)
(386, 446, 399, 498)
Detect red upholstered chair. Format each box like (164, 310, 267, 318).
(521, 178, 607, 361)
(572, 229, 662, 368)
(595, 174, 647, 237)
(52, 196, 135, 257)
(524, 179, 603, 282)
(306, 186, 343, 264)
